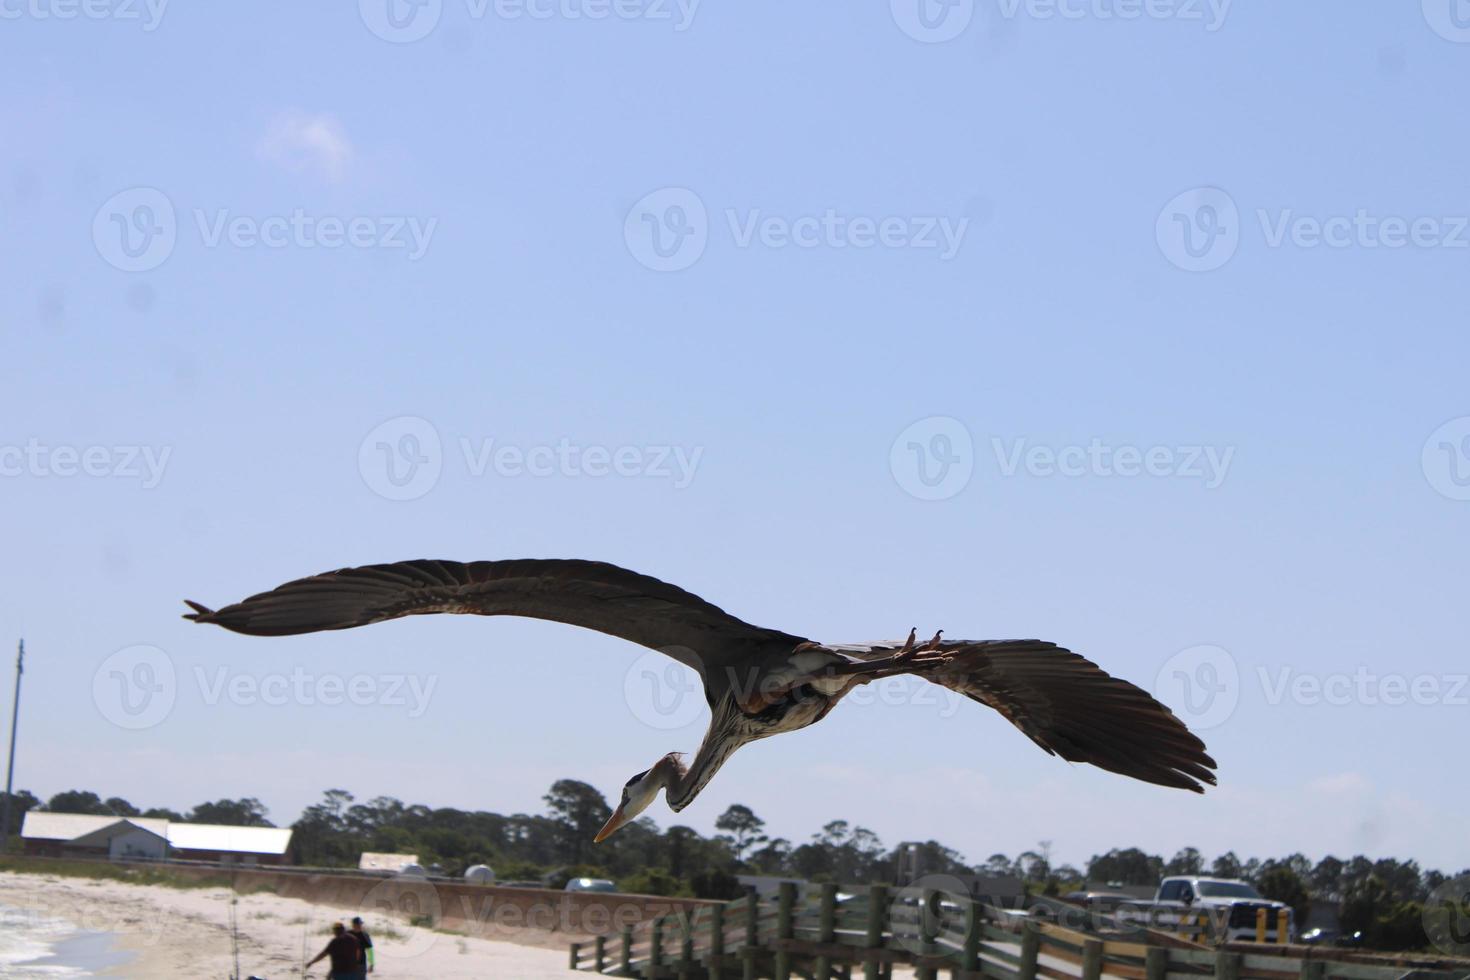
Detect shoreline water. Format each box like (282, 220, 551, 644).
(0, 901, 133, 977)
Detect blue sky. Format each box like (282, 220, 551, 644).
(2, 1, 1468, 873)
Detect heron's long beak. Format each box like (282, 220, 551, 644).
(594, 804, 631, 844)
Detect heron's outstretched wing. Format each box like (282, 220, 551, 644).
(825, 639, 1217, 793)
(185, 559, 806, 671)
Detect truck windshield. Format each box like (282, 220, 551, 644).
(1197, 882, 1262, 899)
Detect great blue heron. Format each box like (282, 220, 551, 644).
(185, 558, 1215, 841)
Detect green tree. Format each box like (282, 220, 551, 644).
(1165, 847, 1203, 876)
(543, 779, 611, 866)
(1211, 851, 1244, 879)
(1086, 848, 1163, 886)
(1257, 863, 1311, 924)
(188, 798, 272, 826)
(714, 804, 767, 863)
(44, 790, 113, 815)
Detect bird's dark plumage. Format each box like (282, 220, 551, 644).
(186, 557, 1216, 800)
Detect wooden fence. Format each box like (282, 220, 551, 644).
(569, 883, 1470, 980)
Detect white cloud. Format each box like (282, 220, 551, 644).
(256, 110, 353, 183)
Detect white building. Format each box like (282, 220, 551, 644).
(20, 812, 292, 865)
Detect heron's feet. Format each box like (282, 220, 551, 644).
(894, 628, 944, 662)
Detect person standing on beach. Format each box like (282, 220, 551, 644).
(305, 921, 363, 980)
(349, 915, 375, 973)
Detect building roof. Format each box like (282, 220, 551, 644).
(359, 852, 421, 872)
(165, 822, 292, 855)
(21, 812, 292, 855)
(68, 819, 169, 848)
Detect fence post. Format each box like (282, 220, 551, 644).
(814, 882, 837, 980)
(915, 888, 939, 980)
(1278, 909, 1290, 944)
(1145, 946, 1166, 980)
(1019, 923, 1041, 980)
(864, 884, 887, 980)
(962, 901, 981, 974)
(1216, 949, 1242, 980)
(680, 922, 694, 980)
(650, 917, 664, 979)
(710, 903, 725, 980)
(595, 934, 607, 973)
(1256, 908, 1267, 944)
(1082, 939, 1103, 980)
(621, 927, 633, 976)
(571, 942, 581, 971)
(775, 881, 796, 980)
(743, 892, 758, 980)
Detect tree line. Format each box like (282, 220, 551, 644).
(4, 786, 1463, 951)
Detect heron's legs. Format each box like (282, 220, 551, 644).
(736, 632, 951, 713)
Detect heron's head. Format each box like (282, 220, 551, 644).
(595, 752, 685, 843)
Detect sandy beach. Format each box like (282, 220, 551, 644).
(0, 870, 584, 978)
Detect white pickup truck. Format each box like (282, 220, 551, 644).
(1119, 876, 1294, 944)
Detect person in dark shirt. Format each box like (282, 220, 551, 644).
(349, 916, 375, 973)
(306, 921, 363, 979)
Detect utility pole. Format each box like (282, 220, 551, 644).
(1, 640, 23, 854)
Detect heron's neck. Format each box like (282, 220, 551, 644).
(651, 752, 691, 795)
